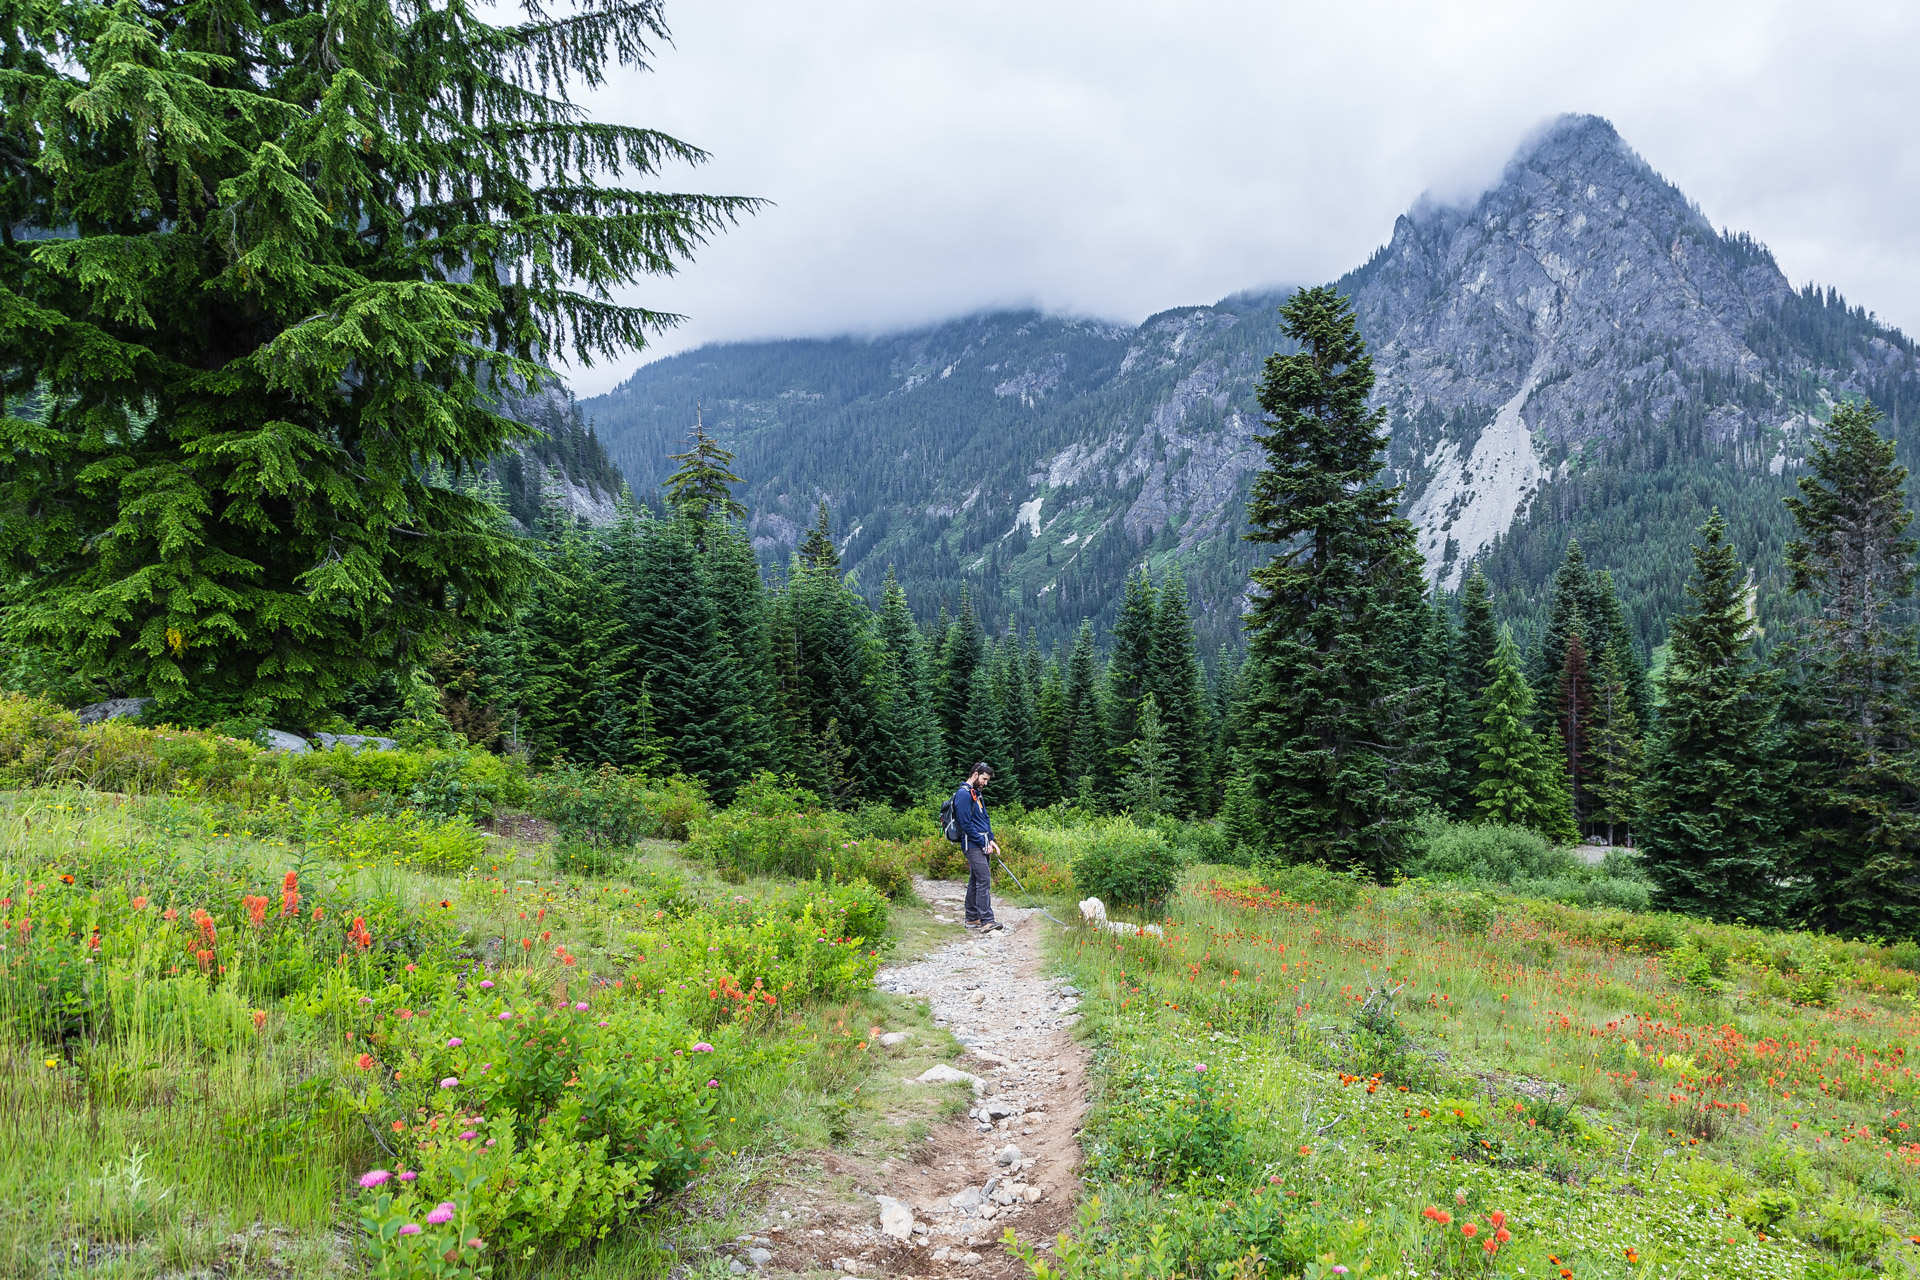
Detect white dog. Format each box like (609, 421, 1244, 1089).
(1079, 896, 1164, 938)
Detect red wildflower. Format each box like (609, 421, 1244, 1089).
(357, 1053, 376, 1070)
(348, 917, 373, 951)
(131, 896, 148, 910)
(195, 948, 214, 973)
(279, 871, 301, 917)
(1461, 1223, 1478, 1238)
(243, 895, 269, 927)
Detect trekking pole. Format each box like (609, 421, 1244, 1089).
(995, 855, 1071, 928)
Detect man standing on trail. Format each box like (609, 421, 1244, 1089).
(953, 762, 1004, 933)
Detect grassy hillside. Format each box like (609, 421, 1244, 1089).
(1047, 868, 1920, 1279)
(4, 693, 1918, 1279)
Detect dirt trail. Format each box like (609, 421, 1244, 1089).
(752, 877, 1091, 1279)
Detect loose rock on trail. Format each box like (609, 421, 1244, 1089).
(741, 877, 1091, 1279)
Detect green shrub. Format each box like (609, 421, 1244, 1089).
(625, 891, 888, 1011)
(642, 774, 710, 840)
(1665, 937, 1734, 992)
(528, 762, 659, 846)
(1408, 815, 1575, 882)
(1086, 1059, 1248, 1187)
(1737, 1187, 1798, 1231)
(1066, 818, 1180, 909)
(683, 775, 914, 896)
(1815, 1198, 1892, 1263)
(311, 809, 488, 873)
(386, 986, 722, 1256)
(844, 803, 938, 843)
(1254, 862, 1368, 913)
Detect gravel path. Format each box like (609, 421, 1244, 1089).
(853, 877, 1089, 1274)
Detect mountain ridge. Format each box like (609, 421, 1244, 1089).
(580, 115, 1920, 654)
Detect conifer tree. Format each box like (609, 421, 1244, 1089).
(517, 517, 622, 761)
(937, 590, 986, 775)
(703, 519, 780, 774)
(1587, 570, 1653, 727)
(960, 656, 1013, 798)
(1638, 511, 1780, 920)
(878, 567, 942, 795)
(1421, 594, 1472, 817)
(0, 0, 750, 718)
(1556, 628, 1597, 832)
(797, 500, 841, 573)
(1456, 565, 1499, 709)
(1587, 646, 1642, 848)
(1775, 404, 1920, 937)
(1532, 540, 1593, 705)
(1146, 565, 1210, 814)
(627, 519, 752, 799)
(1038, 646, 1070, 793)
(662, 412, 747, 539)
(1238, 286, 1430, 875)
(1121, 694, 1179, 819)
(1108, 569, 1158, 746)
(1471, 629, 1579, 841)
(1062, 620, 1108, 801)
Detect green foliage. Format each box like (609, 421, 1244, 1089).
(682, 775, 915, 896)
(528, 763, 707, 848)
(1239, 287, 1432, 878)
(1064, 818, 1181, 909)
(1406, 815, 1573, 883)
(1776, 402, 1920, 940)
(1086, 1060, 1249, 1188)
(1639, 511, 1782, 923)
(1470, 629, 1578, 842)
(0, 0, 754, 718)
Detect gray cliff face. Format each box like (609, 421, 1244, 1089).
(582, 115, 1920, 648)
(1349, 114, 1825, 585)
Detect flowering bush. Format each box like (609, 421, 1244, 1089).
(373, 986, 723, 1254)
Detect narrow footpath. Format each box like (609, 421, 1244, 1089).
(746, 877, 1091, 1279)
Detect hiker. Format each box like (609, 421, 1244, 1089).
(952, 762, 1004, 932)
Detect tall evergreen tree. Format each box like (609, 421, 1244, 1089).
(937, 589, 986, 775)
(628, 519, 753, 799)
(1107, 569, 1158, 746)
(1062, 620, 1108, 801)
(1146, 565, 1210, 815)
(1587, 570, 1653, 727)
(1471, 629, 1578, 841)
(1556, 627, 1597, 832)
(663, 413, 748, 539)
(1456, 565, 1500, 709)
(0, 0, 749, 719)
(1120, 694, 1179, 819)
(1238, 286, 1430, 876)
(1638, 511, 1780, 921)
(797, 500, 841, 574)
(1532, 540, 1593, 707)
(1776, 404, 1920, 938)
(704, 518, 781, 775)
(1587, 645, 1642, 848)
(516, 517, 622, 762)
(1420, 594, 1472, 817)
(878, 567, 942, 796)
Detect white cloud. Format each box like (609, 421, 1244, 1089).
(559, 0, 1920, 394)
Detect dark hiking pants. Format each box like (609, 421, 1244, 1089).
(963, 842, 996, 924)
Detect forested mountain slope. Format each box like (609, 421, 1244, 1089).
(583, 115, 1920, 654)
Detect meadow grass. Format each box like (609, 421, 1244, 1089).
(1042, 866, 1920, 1280)
(0, 787, 954, 1280)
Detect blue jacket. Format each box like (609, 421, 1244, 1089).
(952, 784, 993, 847)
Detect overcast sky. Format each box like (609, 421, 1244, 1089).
(563, 0, 1920, 396)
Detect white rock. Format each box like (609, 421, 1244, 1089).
(879, 1032, 909, 1047)
(961, 1252, 983, 1265)
(917, 1064, 985, 1093)
(967, 989, 987, 1006)
(74, 698, 153, 726)
(949, 1187, 984, 1212)
(933, 1247, 951, 1262)
(876, 1196, 914, 1241)
(729, 1263, 747, 1275)
(313, 731, 398, 751)
(748, 1249, 772, 1265)
(262, 729, 311, 753)
(978, 1204, 998, 1220)
(995, 1144, 1023, 1167)
(1023, 1184, 1043, 1202)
